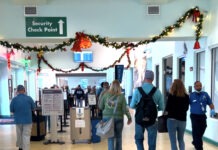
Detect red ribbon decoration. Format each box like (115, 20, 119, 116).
(6, 52, 11, 69)
(6, 49, 15, 69)
(192, 9, 200, 22)
(71, 32, 92, 52)
(194, 40, 200, 49)
(80, 62, 85, 71)
(36, 68, 41, 75)
(126, 47, 132, 55)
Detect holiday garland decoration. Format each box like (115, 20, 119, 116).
(0, 6, 204, 72)
(37, 48, 131, 72)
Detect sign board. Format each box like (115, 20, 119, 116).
(75, 120, 85, 128)
(25, 17, 67, 37)
(88, 94, 96, 105)
(41, 89, 64, 116)
(76, 108, 84, 118)
(115, 65, 124, 83)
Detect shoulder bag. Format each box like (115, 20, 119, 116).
(96, 95, 118, 138)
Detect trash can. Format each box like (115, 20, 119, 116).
(31, 107, 46, 141)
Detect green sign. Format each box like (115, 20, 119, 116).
(25, 17, 67, 37)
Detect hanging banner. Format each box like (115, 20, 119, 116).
(115, 65, 124, 83)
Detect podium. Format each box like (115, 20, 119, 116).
(70, 107, 91, 144)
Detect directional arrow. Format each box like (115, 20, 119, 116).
(58, 20, 64, 35)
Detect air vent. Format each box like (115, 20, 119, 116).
(24, 6, 37, 16)
(147, 5, 160, 15)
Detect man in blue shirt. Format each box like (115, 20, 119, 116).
(130, 70, 164, 150)
(189, 81, 215, 150)
(10, 85, 36, 150)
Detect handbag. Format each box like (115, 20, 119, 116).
(96, 95, 118, 138)
(157, 115, 168, 133)
(96, 117, 114, 138)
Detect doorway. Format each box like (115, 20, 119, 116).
(163, 56, 173, 104)
(178, 57, 185, 83)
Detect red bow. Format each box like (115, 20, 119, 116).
(71, 32, 92, 52)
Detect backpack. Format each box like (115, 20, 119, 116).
(135, 87, 157, 127)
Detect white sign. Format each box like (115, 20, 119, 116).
(75, 119, 85, 128)
(42, 89, 64, 116)
(76, 108, 84, 118)
(63, 91, 67, 100)
(88, 94, 96, 105)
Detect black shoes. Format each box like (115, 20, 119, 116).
(18, 148, 22, 150)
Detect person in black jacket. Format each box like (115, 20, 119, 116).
(164, 79, 189, 150)
(74, 85, 85, 107)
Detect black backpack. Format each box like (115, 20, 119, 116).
(135, 87, 157, 127)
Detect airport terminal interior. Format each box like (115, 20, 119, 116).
(1, 0, 218, 150)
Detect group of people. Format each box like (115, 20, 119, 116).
(130, 70, 215, 150)
(163, 79, 215, 150)
(10, 70, 216, 150)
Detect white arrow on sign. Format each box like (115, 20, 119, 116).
(58, 20, 64, 35)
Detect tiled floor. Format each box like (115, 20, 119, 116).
(0, 116, 217, 150)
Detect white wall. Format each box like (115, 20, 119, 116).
(0, 0, 210, 40)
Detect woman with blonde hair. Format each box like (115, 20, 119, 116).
(99, 80, 132, 150)
(164, 79, 189, 150)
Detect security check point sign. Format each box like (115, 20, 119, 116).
(25, 17, 67, 37)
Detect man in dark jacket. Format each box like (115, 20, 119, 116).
(74, 85, 85, 107)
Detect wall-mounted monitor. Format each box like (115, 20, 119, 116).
(73, 51, 93, 63)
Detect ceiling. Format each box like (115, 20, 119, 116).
(12, 0, 50, 5)
(142, 0, 175, 5)
(11, 0, 176, 5)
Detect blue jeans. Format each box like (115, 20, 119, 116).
(135, 122, 157, 150)
(167, 118, 186, 150)
(76, 99, 83, 107)
(108, 118, 124, 150)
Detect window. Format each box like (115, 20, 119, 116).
(196, 51, 205, 90)
(179, 57, 185, 83)
(212, 47, 218, 113)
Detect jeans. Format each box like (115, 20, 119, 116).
(135, 122, 157, 150)
(108, 118, 124, 150)
(16, 124, 32, 150)
(190, 114, 207, 150)
(76, 99, 83, 107)
(167, 118, 186, 150)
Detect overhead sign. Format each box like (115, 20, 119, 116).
(25, 17, 67, 37)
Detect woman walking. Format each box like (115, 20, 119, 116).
(99, 80, 132, 150)
(164, 79, 189, 150)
